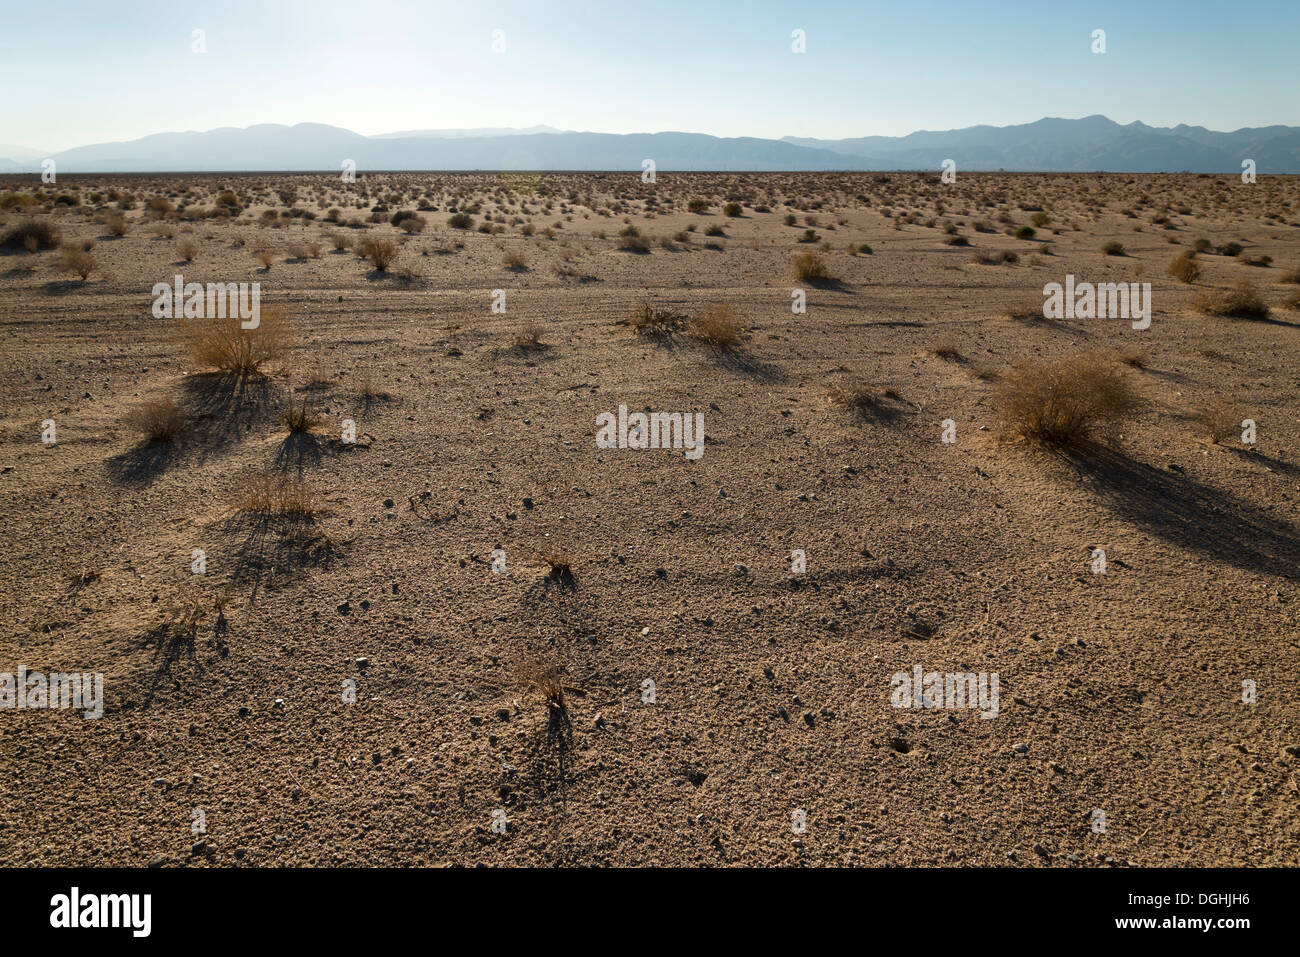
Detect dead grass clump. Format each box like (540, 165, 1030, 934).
(793, 251, 836, 281)
(233, 474, 318, 520)
(177, 237, 199, 262)
(58, 248, 97, 280)
(181, 304, 292, 375)
(1192, 281, 1270, 319)
(361, 237, 398, 271)
(520, 656, 568, 712)
(929, 339, 961, 360)
(255, 247, 274, 269)
(2, 219, 60, 250)
(280, 397, 321, 434)
(124, 397, 187, 444)
(502, 250, 528, 270)
(687, 304, 746, 349)
(630, 300, 688, 337)
(514, 321, 546, 350)
(542, 550, 575, 586)
(1193, 399, 1240, 445)
(827, 380, 880, 413)
(1166, 251, 1200, 283)
(996, 352, 1142, 446)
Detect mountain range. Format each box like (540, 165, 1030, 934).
(3, 115, 1298, 174)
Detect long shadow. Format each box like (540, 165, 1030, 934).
(275, 431, 324, 473)
(524, 701, 574, 805)
(137, 619, 201, 707)
(220, 510, 340, 602)
(106, 440, 184, 487)
(178, 371, 281, 458)
(1059, 443, 1300, 581)
(700, 344, 786, 382)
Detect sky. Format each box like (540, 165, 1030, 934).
(3, 0, 1297, 153)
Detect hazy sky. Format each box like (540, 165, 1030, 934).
(4, 0, 1297, 152)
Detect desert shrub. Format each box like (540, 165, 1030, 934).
(1193, 398, 1241, 445)
(1101, 241, 1125, 256)
(1218, 241, 1244, 257)
(704, 223, 725, 236)
(280, 397, 321, 434)
(181, 303, 292, 375)
(1167, 252, 1200, 283)
(929, 340, 961, 360)
(687, 304, 746, 348)
(397, 215, 426, 234)
(234, 474, 317, 520)
(996, 352, 1142, 446)
(793, 251, 835, 281)
(783, 213, 797, 226)
(361, 237, 398, 271)
(688, 198, 709, 213)
(3, 219, 60, 250)
(447, 212, 473, 229)
(330, 232, 352, 251)
(630, 300, 688, 336)
(1279, 269, 1300, 284)
(502, 250, 528, 270)
(104, 212, 128, 236)
(1192, 238, 1212, 253)
(177, 237, 199, 261)
(514, 321, 546, 350)
(1013, 226, 1036, 240)
(1193, 282, 1269, 319)
(723, 202, 742, 217)
(1029, 212, 1050, 227)
(58, 248, 96, 279)
(124, 397, 186, 443)
(256, 248, 274, 269)
(857, 243, 873, 254)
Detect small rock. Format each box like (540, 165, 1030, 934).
(1013, 742, 1028, 754)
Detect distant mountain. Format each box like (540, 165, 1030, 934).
(6, 117, 1299, 173)
(783, 115, 1300, 173)
(19, 123, 882, 173)
(370, 126, 567, 139)
(0, 143, 49, 164)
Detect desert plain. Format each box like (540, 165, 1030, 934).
(0, 170, 1297, 866)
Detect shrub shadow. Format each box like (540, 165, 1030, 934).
(1059, 443, 1300, 581)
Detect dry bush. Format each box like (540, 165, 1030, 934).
(177, 237, 199, 261)
(330, 232, 352, 251)
(996, 352, 1142, 446)
(793, 251, 836, 282)
(104, 211, 128, 236)
(502, 250, 528, 270)
(1193, 398, 1241, 445)
(519, 656, 568, 711)
(361, 237, 398, 271)
(542, 549, 575, 585)
(255, 247, 274, 269)
(124, 397, 186, 443)
(232, 474, 318, 519)
(1193, 282, 1270, 319)
(1101, 241, 1125, 256)
(181, 304, 292, 375)
(58, 247, 97, 279)
(687, 304, 746, 349)
(630, 300, 688, 337)
(354, 371, 390, 399)
(1167, 251, 1200, 283)
(514, 321, 546, 350)
(280, 397, 321, 434)
(929, 339, 961, 360)
(826, 380, 880, 413)
(3, 219, 60, 250)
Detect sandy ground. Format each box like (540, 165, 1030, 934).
(1, 171, 1298, 866)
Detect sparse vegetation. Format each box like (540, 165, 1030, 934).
(996, 352, 1142, 446)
